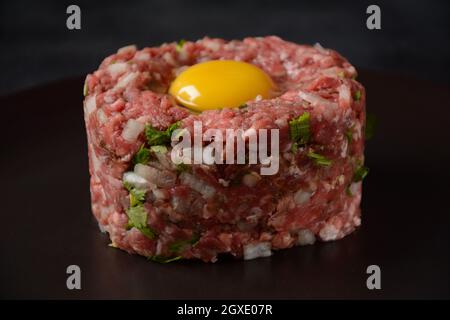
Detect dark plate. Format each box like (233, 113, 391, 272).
(0, 71, 449, 299)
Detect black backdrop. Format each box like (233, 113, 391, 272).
(0, 0, 449, 95)
(1, 0, 450, 299)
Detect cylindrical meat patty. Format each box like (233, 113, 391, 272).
(83, 36, 367, 262)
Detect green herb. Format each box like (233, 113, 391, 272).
(289, 112, 310, 149)
(129, 188, 146, 207)
(176, 163, 191, 174)
(307, 152, 332, 167)
(123, 181, 156, 239)
(365, 113, 377, 140)
(123, 181, 146, 206)
(238, 103, 248, 109)
(133, 145, 151, 165)
(346, 185, 353, 196)
(169, 233, 200, 253)
(126, 206, 156, 239)
(83, 82, 88, 96)
(337, 71, 345, 78)
(139, 226, 157, 239)
(353, 165, 369, 182)
(354, 90, 362, 101)
(166, 121, 181, 136)
(176, 39, 186, 52)
(345, 127, 353, 143)
(145, 122, 181, 146)
(145, 126, 171, 146)
(126, 205, 147, 229)
(150, 145, 168, 153)
(149, 255, 182, 263)
(291, 142, 299, 153)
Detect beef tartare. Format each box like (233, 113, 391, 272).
(83, 36, 367, 262)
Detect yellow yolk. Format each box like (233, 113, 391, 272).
(169, 60, 276, 111)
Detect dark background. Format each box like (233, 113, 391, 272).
(0, 0, 449, 95)
(1, 0, 450, 300)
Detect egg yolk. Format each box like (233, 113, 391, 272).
(169, 60, 276, 111)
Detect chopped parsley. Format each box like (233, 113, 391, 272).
(169, 233, 200, 253)
(289, 112, 311, 152)
(346, 185, 353, 196)
(150, 145, 168, 153)
(345, 127, 354, 143)
(176, 163, 191, 174)
(149, 255, 182, 263)
(238, 103, 248, 109)
(353, 165, 369, 182)
(123, 181, 156, 240)
(126, 205, 148, 230)
(145, 121, 180, 146)
(176, 39, 186, 52)
(83, 82, 88, 96)
(133, 145, 151, 165)
(354, 90, 362, 101)
(307, 152, 332, 167)
(365, 113, 377, 140)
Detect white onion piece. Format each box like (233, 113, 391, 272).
(242, 172, 261, 187)
(297, 229, 316, 246)
(338, 84, 351, 108)
(123, 172, 150, 190)
(114, 72, 138, 90)
(135, 52, 150, 61)
(243, 242, 272, 260)
(203, 41, 220, 51)
(314, 42, 328, 54)
(348, 182, 361, 196)
(179, 172, 216, 199)
(294, 189, 312, 204)
(162, 52, 176, 66)
(298, 91, 337, 109)
(134, 164, 176, 188)
(117, 44, 137, 54)
(96, 109, 107, 124)
(84, 95, 97, 115)
(107, 62, 128, 78)
(122, 119, 144, 142)
(98, 223, 107, 233)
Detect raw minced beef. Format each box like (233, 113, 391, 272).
(83, 36, 366, 262)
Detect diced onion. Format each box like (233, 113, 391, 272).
(179, 172, 216, 199)
(96, 109, 107, 124)
(107, 62, 128, 78)
(84, 95, 97, 115)
(134, 164, 176, 188)
(313, 42, 328, 54)
(294, 189, 312, 204)
(242, 172, 261, 187)
(117, 44, 137, 54)
(203, 41, 220, 51)
(298, 91, 337, 109)
(122, 119, 144, 142)
(114, 72, 138, 90)
(123, 172, 150, 190)
(297, 229, 316, 246)
(338, 84, 351, 108)
(243, 242, 272, 260)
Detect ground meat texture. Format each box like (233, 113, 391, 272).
(83, 36, 366, 263)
